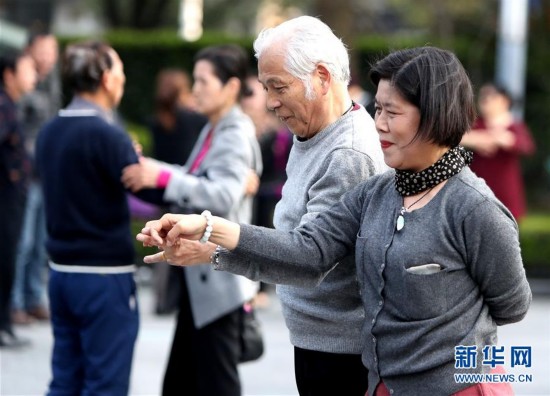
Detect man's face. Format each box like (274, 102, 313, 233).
(258, 48, 323, 139)
(105, 49, 126, 108)
(29, 35, 58, 79)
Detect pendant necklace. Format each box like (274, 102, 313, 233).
(341, 101, 354, 117)
(396, 187, 434, 231)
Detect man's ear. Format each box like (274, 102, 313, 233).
(316, 64, 331, 95)
(101, 69, 113, 92)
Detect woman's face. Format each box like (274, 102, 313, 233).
(192, 59, 235, 120)
(13, 55, 37, 99)
(478, 86, 510, 119)
(374, 79, 443, 172)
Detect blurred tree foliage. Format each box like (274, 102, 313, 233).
(385, 0, 494, 39)
(57, 0, 549, 208)
(99, 0, 179, 29)
(522, 0, 550, 209)
(52, 1, 550, 267)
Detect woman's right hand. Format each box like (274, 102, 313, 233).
(143, 239, 216, 266)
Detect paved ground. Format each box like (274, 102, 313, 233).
(1, 277, 549, 396)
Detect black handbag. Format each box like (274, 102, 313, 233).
(238, 302, 264, 363)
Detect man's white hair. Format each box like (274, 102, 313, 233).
(253, 16, 350, 100)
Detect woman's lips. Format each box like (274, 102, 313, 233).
(380, 140, 393, 149)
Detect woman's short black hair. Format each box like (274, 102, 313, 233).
(194, 44, 252, 99)
(62, 41, 113, 94)
(369, 46, 476, 147)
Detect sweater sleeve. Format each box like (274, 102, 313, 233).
(218, 148, 376, 286)
(509, 121, 536, 156)
(463, 199, 532, 325)
(300, 148, 377, 225)
(216, 182, 366, 287)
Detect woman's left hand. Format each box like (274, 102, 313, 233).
(143, 239, 216, 266)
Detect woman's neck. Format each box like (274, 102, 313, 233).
(208, 102, 235, 126)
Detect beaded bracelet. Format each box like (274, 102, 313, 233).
(199, 210, 213, 244)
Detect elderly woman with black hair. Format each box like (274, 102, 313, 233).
(139, 47, 531, 396)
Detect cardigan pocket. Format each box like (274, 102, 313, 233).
(405, 263, 441, 275)
(403, 266, 449, 320)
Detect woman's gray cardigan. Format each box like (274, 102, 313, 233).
(219, 168, 531, 395)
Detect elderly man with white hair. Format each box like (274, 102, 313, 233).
(142, 15, 386, 395)
(232, 18, 386, 394)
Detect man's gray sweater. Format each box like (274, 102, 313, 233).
(218, 105, 386, 354)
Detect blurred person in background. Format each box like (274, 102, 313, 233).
(461, 82, 535, 220)
(149, 68, 206, 166)
(127, 68, 207, 222)
(11, 31, 61, 325)
(36, 41, 162, 395)
(348, 74, 373, 114)
(146, 68, 207, 315)
(349, 84, 376, 119)
(0, 50, 37, 348)
(122, 44, 262, 396)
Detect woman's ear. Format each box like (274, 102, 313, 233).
(225, 76, 241, 99)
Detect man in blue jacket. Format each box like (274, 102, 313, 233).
(36, 41, 160, 396)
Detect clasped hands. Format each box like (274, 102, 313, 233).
(136, 213, 216, 266)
